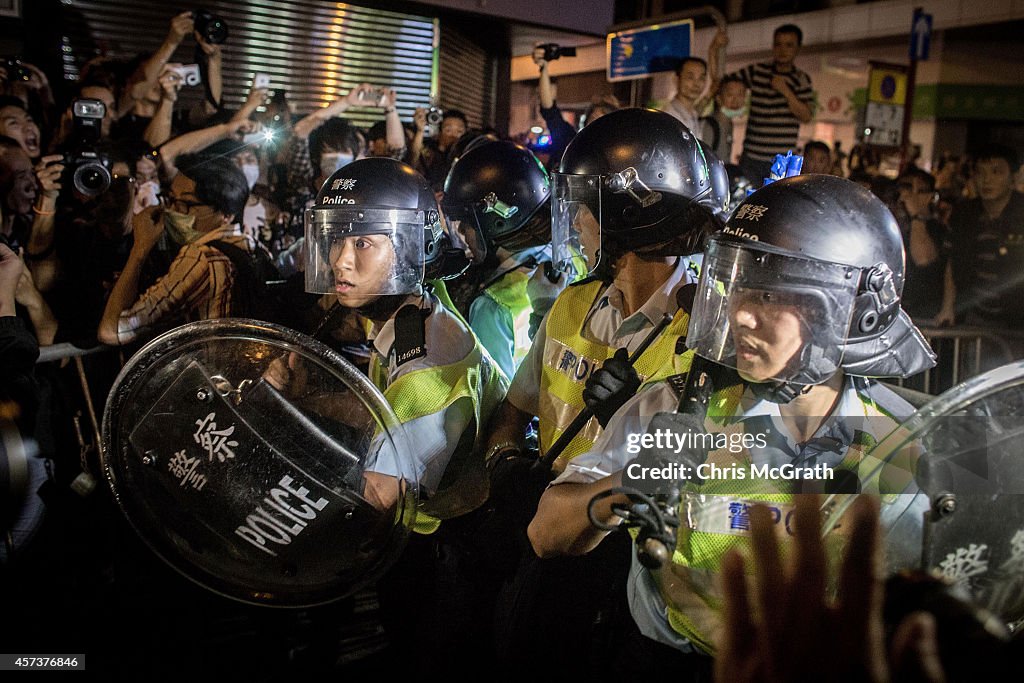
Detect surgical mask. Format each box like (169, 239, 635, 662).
(721, 106, 746, 119)
(164, 209, 201, 245)
(241, 163, 260, 190)
(320, 152, 353, 175)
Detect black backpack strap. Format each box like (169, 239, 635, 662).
(206, 238, 259, 316)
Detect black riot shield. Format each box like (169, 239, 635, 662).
(101, 319, 418, 607)
(823, 360, 1024, 625)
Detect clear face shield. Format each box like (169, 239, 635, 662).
(686, 238, 861, 386)
(305, 207, 425, 304)
(551, 173, 602, 280)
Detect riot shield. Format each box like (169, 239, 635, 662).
(823, 360, 1024, 625)
(101, 319, 418, 607)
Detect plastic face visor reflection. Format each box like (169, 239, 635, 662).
(686, 238, 861, 385)
(305, 207, 425, 298)
(551, 173, 602, 279)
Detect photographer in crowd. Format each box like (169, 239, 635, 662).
(411, 106, 468, 192)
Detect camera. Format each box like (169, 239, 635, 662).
(72, 98, 105, 144)
(192, 9, 229, 45)
(538, 43, 576, 62)
(2, 56, 30, 83)
(62, 150, 112, 198)
(172, 64, 202, 87)
(423, 106, 444, 137)
(62, 98, 111, 197)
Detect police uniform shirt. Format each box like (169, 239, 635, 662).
(364, 290, 482, 496)
(552, 374, 925, 652)
(506, 256, 701, 415)
(468, 245, 549, 380)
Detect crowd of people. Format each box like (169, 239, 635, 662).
(2, 9, 1023, 681)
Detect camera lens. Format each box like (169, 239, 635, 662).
(74, 162, 111, 197)
(196, 12, 229, 44)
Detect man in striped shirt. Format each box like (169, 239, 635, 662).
(98, 154, 255, 345)
(726, 24, 814, 187)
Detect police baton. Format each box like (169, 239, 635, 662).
(638, 285, 733, 568)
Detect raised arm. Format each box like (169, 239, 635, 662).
(160, 118, 260, 179)
(129, 12, 194, 104)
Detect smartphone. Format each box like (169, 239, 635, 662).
(358, 87, 387, 106)
(253, 72, 271, 89)
(174, 64, 202, 87)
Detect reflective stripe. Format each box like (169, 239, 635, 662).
(684, 494, 796, 537)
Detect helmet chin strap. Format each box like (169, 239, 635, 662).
(357, 293, 412, 323)
(748, 379, 813, 404)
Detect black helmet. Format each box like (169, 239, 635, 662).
(442, 140, 551, 259)
(687, 175, 934, 397)
(697, 140, 730, 220)
(553, 108, 715, 276)
(305, 158, 462, 300)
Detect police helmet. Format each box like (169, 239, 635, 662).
(687, 174, 935, 392)
(442, 140, 551, 259)
(552, 108, 715, 277)
(305, 158, 458, 300)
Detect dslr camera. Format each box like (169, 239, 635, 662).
(192, 9, 229, 44)
(2, 57, 30, 83)
(61, 99, 111, 197)
(538, 43, 576, 61)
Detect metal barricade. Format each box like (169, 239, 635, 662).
(899, 326, 1024, 395)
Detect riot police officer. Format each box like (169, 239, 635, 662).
(529, 174, 937, 674)
(442, 139, 558, 379)
(297, 156, 508, 670)
(483, 108, 720, 675)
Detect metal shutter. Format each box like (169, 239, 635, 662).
(58, 0, 438, 128)
(437, 21, 496, 129)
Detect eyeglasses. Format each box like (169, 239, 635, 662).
(163, 192, 205, 212)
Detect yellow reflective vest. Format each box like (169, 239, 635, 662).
(369, 284, 508, 534)
(538, 279, 691, 473)
(658, 379, 912, 653)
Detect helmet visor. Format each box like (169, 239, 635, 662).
(305, 207, 425, 300)
(551, 173, 602, 280)
(686, 238, 861, 385)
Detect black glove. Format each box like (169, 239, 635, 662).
(626, 412, 710, 497)
(583, 347, 642, 428)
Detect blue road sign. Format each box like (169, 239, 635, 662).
(607, 19, 693, 82)
(910, 8, 932, 61)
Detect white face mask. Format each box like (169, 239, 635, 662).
(241, 163, 260, 190)
(721, 106, 746, 119)
(320, 152, 354, 175)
